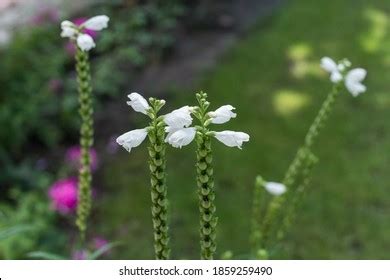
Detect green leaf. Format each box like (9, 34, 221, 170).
(0, 225, 34, 241)
(88, 242, 121, 260)
(28, 251, 66, 260)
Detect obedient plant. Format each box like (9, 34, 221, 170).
(60, 15, 109, 241)
(165, 92, 250, 260)
(251, 57, 367, 258)
(116, 93, 171, 260)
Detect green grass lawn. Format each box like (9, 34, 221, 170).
(96, 0, 390, 259)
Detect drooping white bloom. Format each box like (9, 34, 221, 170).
(61, 26, 76, 38)
(213, 130, 250, 149)
(116, 128, 148, 153)
(321, 57, 343, 83)
(321, 57, 367, 97)
(209, 105, 237, 124)
(165, 127, 196, 148)
(127, 92, 150, 115)
(164, 106, 194, 128)
(60, 15, 109, 52)
(264, 182, 287, 196)
(345, 68, 367, 97)
(76, 34, 96, 51)
(83, 15, 110, 31)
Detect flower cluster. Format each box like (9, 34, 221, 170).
(60, 15, 109, 51)
(164, 104, 249, 149)
(321, 57, 367, 97)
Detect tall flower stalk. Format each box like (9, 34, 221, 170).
(251, 57, 367, 256)
(165, 91, 249, 259)
(60, 15, 109, 241)
(116, 93, 170, 259)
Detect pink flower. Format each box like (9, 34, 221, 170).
(48, 178, 78, 214)
(65, 146, 99, 171)
(73, 18, 98, 39)
(72, 250, 88, 260)
(93, 236, 109, 250)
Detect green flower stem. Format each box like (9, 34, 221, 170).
(75, 47, 94, 242)
(250, 176, 265, 251)
(260, 84, 341, 248)
(147, 99, 170, 260)
(195, 92, 217, 260)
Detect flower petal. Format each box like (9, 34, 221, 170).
(209, 105, 237, 124)
(345, 68, 367, 97)
(126, 92, 150, 115)
(164, 106, 193, 128)
(116, 128, 148, 153)
(213, 130, 249, 149)
(61, 26, 76, 38)
(165, 127, 196, 148)
(320, 57, 338, 73)
(345, 68, 367, 83)
(76, 34, 96, 51)
(82, 15, 110, 31)
(264, 182, 287, 196)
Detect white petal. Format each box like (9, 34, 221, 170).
(83, 15, 110, 31)
(126, 92, 150, 115)
(264, 182, 287, 196)
(61, 26, 76, 38)
(116, 128, 148, 153)
(209, 105, 237, 124)
(164, 106, 193, 128)
(165, 127, 196, 148)
(345, 68, 367, 97)
(213, 130, 250, 149)
(76, 34, 96, 51)
(330, 71, 343, 83)
(320, 57, 338, 73)
(345, 68, 367, 83)
(61, 20, 74, 29)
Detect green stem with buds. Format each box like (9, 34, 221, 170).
(147, 98, 170, 260)
(195, 92, 218, 260)
(75, 47, 94, 242)
(260, 83, 341, 249)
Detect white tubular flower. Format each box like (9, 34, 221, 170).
(76, 34, 96, 51)
(164, 106, 193, 128)
(321, 57, 342, 83)
(264, 182, 287, 196)
(213, 130, 250, 149)
(165, 127, 196, 148)
(127, 92, 150, 115)
(61, 26, 76, 38)
(321, 57, 367, 97)
(116, 128, 148, 153)
(61, 20, 74, 29)
(209, 105, 237, 124)
(345, 68, 367, 97)
(83, 15, 110, 31)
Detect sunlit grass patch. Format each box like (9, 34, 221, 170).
(273, 89, 311, 116)
(287, 43, 323, 79)
(360, 8, 388, 53)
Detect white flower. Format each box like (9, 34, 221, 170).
(165, 127, 196, 148)
(321, 57, 343, 83)
(76, 34, 96, 51)
(61, 20, 74, 29)
(321, 57, 367, 97)
(345, 68, 367, 97)
(61, 26, 76, 38)
(264, 182, 287, 196)
(83, 15, 110, 31)
(127, 92, 150, 115)
(164, 106, 193, 128)
(213, 130, 250, 149)
(116, 128, 148, 153)
(209, 105, 237, 124)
